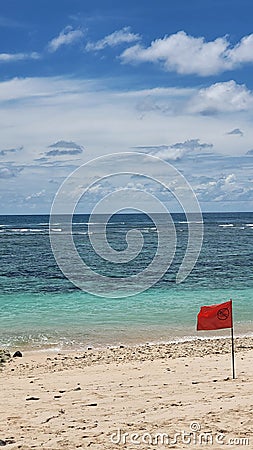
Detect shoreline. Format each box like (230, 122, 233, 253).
(1, 328, 253, 354)
(2, 335, 253, 370)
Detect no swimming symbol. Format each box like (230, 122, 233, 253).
(217, 308, 230, 321)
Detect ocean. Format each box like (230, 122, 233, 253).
(0, 212, 252, 350)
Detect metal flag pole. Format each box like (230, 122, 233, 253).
(230, 299, 236, 379)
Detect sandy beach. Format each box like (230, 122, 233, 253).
(0, 336, 252, 449)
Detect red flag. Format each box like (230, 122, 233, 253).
(197, 300, 233, 331)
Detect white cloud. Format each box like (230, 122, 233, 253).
(48, 26, 84, 52)
(135, 139, 213, 161)
(0, 52, 39, 63)
(128, 81, 253, 116)
(85, 26, 140, 51)
(25, 189, 46, 201)
(229, 34, 253, 64)
(0, 165, 23, 178)
(121, 31, 253, 76)
(188, 81, 253, 114)
(195, 172, 249, 203)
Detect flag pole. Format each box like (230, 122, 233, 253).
(230, 299, 235, 379)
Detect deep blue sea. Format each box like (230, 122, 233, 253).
(0, 212, 252, 350)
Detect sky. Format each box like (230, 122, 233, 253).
(1, 0, 253, 214)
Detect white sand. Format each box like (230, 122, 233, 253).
(0, 337, 252, 449)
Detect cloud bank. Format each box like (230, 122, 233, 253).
(1, 75, 253, 212)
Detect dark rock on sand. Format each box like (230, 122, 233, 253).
(13, 351, 23, 358)
(0, 438, 15, 446)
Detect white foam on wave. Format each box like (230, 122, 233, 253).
(86, 222, 105, 225)
(138, 226, 157, 233)
(178, 221, 203, 224)
(219, 224, 234, 227)
(74, 221, 127, 226)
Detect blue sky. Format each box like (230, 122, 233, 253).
(1, 0, 253, 213)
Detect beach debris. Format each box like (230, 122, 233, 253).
(13, 351, 22, 358)
(26, 396, 40, 401)
(42, 416, 55, 424)
(237, 345, 253, 349)
(0, 439, 15, 446)
(86, 403, 97, 407)
(0, 350, 11, 364)
(73, 386, 81, 391)
(42, 409, 65, 424)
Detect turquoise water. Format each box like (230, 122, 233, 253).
(0, 213, 253, 349)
